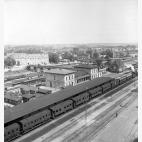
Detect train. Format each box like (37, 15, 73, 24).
(4, 71, 137, 142)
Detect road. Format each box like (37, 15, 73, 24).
(14, 79, 137, 142)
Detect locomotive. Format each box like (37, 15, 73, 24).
(4, 71, 137, 142)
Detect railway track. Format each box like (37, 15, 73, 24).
(14, 78, 137, 142)
(61, 91, 137, 142)
(31, 81, 137, 142)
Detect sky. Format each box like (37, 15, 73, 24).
(4, 0, 137, 45)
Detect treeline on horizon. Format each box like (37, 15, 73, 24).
(4, 44, 137, 55)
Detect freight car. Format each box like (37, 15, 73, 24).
(4, 73, 137, 142)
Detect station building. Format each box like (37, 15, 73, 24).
(74, 64, 100, 80)
(43, 68, 76, 88)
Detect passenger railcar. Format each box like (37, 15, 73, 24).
(50, 100, 73, 118)
(72, 92, 90, 107)
(19, 109, 52, 133)
(89, 87, 102, 98)
(102, 82, 111, 93)
(4, 123, 20, 142)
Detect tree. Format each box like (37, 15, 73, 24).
(93, 51, 99, 59)
(95, 58, 103, 70)
(62, 52, 74, 61)
(101, 49, 113, 58)
(119, 52, 125, 58)
(86, 49, 93, 58)
(108, 59, 124, 73)
(4, 56, 16, 68)
(49, 53, 59, 64)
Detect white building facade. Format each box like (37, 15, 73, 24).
(10, 53, 49, 66)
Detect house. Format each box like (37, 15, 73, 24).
(74, 64, 99, 80)
(75, 71, 90, 85)
(20, 85, 37, 95)
(4, 93, 23, 105)
(22, 94, 35, 103)
(43, 68, 76, 88)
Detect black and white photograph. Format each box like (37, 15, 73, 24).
(4, 0, 138, 142)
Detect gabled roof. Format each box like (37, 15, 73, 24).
(74, 64, 97, 69)
(44, 68, 76, 75)
(75, 70, 89, 78)
(20, 85, 37, 91)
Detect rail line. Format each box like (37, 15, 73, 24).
(15, 77, 137, 142)
(31, 81, 137, 142)
(61, 91, 137, 142)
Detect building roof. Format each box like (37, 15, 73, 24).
(22, 94, 35, 99)
(44, 68, 76, 75)
(5, 70, 32, 78)
(75, 70, 89, 78)
(4, 94, 22, 101)
(5, 77, 113, 124)
(20, 85, 37, 91)
(12, 78, 28, 84)
(74, 64, 97, 69)
(23, 76, 45, 83)
(103, 72, 132, 79)
(37, 88, 52, 94)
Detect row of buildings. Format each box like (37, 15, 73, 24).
(4, 64, 107, 106)
(6, 53, 50, 66)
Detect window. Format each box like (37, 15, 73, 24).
(67, 76, 68, 80)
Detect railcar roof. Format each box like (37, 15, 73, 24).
(5, 77, 113, 124)
(104, 72, 132, 79)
